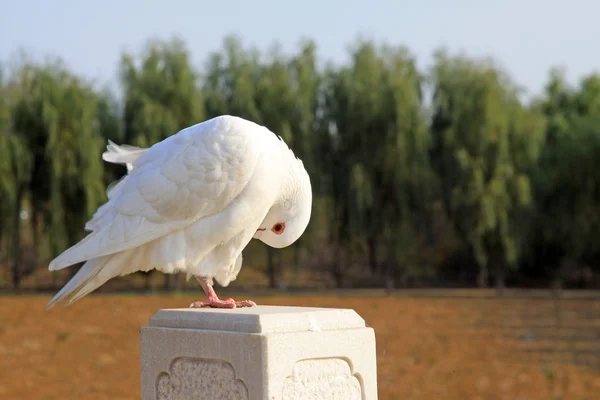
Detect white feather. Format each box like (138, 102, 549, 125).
(102, 140, 146, 172)
(85, 142, 146, 231)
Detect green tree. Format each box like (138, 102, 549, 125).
(8, 59, 106, 286)
(319, 40, 431, 287)
(120, 37, 204, 289)
(202, 37, 322, 288)
(203, 35, 261, 121)
(95, 88, 125, 186)
(429, 50, 545, 292)
(378, 44, 433, 287)
(253, 44, 297, 288)
(288, 39, 320, 173)
(286, 40, 321, 285)
(120, 37, 204, 147)
(0, 69, 32, 288)
(531, 71, 600, 288)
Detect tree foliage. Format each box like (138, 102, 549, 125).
(429, 51, 546, 289)
(1, 36, 599, 291)
(121, 37, 204, 147)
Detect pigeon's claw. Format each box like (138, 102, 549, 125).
(191, 276, 258, 309)
(189, 298, 257, 309)
(189, 298, 235, 308)
(234, 299, 257, 307)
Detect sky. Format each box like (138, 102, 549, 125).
(1, 0, 598, 99)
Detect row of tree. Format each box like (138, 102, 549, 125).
(1, 35, 599, 292)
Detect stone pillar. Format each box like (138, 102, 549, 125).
(141, 305, 378, 400)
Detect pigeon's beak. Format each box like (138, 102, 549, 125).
(254, 228, 265, 239)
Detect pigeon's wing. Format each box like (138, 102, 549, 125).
(84, 144, 149, 232)
(49, 117, 264, 271)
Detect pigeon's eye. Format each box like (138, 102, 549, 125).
(271, 222, 285, 235)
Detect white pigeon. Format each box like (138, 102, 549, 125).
(46, 115, 312, 309)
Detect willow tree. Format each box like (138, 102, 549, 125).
(544, 116, 600, 275)
(252, 41, 323, 288)
(318, 61, 359, 286)
(288, 40, 320, 175)
(320, 40, 430, 287)
(8, 60, 106, 285)
(202, 37, 321, 288)
(120, 37, 204, 289)
(120, 37, 204, 147)
(252, 45, 298, 288)
(96, 88, 125, 186)
(531, 71, 600, 287)
(429, 50, 545, 291)
(0, 70, 32, 288)
(202, 35, 261, 121)
(287, 40, 321, 283)
(378, 44, 432, 287)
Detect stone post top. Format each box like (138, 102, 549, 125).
(146, 305, 367, 334)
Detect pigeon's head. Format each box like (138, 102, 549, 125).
(254, 158, 312, 249)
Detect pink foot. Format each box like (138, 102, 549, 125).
(190, 277, 257, 309)
(189, 298, 257, 309)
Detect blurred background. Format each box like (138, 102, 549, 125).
(1, 1, 600, 399)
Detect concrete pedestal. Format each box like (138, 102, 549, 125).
(140, 305, 377, 400)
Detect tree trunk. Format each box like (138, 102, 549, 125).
(495, 271, 505, 296)
(477, 264, 488, 288)
(174, 273, 184, 291)
(266, 247, 276, 289)
(490, 252, 505, 295)
(550, 258, 565, 298)
(384, 243, 397, 290)
(292, 245, 301, 287)
(144, 271, 152, 290)
(367, 237, 378, 276)
(550, 277, 563, 298)
(277, 251, 286, 290)
(384, 269, 395, 290)
(11, 255, 20, 289)
(11, 191, 23, 290)
(163, 273, 171, 290)
(332, 243, 343, 288)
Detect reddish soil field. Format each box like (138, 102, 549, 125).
(1, 294, 599, 399)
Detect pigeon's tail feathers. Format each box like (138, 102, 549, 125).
(46, 257, 106, 309)
(46, 253, 125, 309)
(50, 213, 171, 272)
(102, 140, 147, 172)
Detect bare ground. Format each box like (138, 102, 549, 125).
(1, 293, 599, 399)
